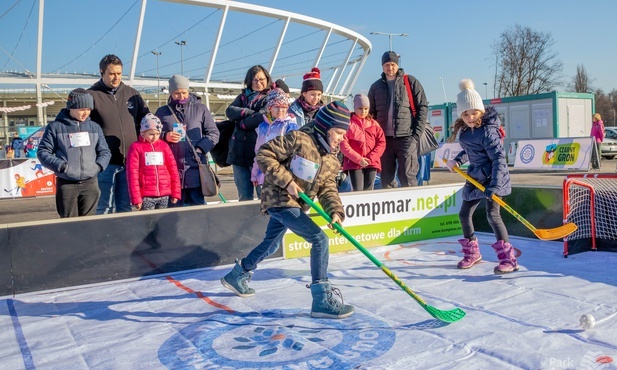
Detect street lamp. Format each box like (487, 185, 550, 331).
(174, 40, 187, 75)
(369, 32, 408, 51)
(483, 82, 488, 99)
(151, 50, 162, 106)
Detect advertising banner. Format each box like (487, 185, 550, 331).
(514, 137, 593, 170)
(283, 185, 463, 259)
(0, 159, 55, 198)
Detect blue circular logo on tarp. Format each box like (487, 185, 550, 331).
(519, 144, 535, 164)
(158, 309, 395, 369)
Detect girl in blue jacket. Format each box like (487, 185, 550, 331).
(446, 79, 516, 274)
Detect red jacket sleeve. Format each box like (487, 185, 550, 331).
(126, 143, 142, 205)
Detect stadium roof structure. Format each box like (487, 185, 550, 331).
(0, 0, 372, 124)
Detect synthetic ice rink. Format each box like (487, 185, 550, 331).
(1, 234, 616, 369)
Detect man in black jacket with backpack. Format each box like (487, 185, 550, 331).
(368, 51, 428, 188)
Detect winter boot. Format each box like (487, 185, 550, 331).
(309, 281, 354, 319)
(491, 240, 519, 274)
(221, 259, 256, 297)
(457, 238, 482, 269)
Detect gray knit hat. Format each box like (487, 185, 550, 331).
(353, 93, 370, 109)
(169, 74, 190, 92)
(66, 88, 94, 110)
(456, 79, 485, 118)
(381, 51, 399, 65)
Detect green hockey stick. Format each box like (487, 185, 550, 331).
(299, 192, 465, 323)
(443, 159, 577, 240)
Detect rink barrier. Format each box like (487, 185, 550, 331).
(0, 185, 563, 296)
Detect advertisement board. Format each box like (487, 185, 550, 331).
(283, 185, 463, 259)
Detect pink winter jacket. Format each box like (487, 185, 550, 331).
(126, 137, 182, 206)
(340, 114, 386, 172)
(591, 120, 605, 143)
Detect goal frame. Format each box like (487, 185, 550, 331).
(563, 173, 617, 257)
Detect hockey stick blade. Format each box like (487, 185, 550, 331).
(444, 159, 577, 240)
(299, 192, 465, 323)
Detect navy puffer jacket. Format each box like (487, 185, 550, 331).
(157, 94, 220, 189)
(454, 106, 511, 201)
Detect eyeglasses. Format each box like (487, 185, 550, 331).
(252, 77, 267, 84)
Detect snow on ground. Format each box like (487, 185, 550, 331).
(1, 233, 617, 369)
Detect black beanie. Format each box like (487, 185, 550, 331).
(381, 51, 399, 65)
(66, 88, 94, 110)
(274, 79, 290, 94)
(301, 67, 324, 93)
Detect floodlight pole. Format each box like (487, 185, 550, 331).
(151, 50, 162, 106)
(175, 40, 187, 75)
(369, 32, 408, 51)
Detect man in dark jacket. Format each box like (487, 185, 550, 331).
(368, 51, 428, 188)
(88, 54, 149, 214)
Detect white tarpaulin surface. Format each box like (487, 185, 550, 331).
(1, 234, 616, 369)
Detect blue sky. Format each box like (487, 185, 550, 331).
(1, 0, 615, 105)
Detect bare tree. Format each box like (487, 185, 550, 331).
(492, 25, 563, 97)
(570, 64, 594, 92)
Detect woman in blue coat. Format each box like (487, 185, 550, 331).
(446, 79, 516, 274)
(157, 75, 220, 206)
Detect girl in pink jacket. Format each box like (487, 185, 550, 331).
(340, 94, 386, 191)
(127, 114, 181, 210)
(590, 113, 605, 169)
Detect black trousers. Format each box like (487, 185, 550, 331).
(380, 136, 418, 188)
(459, 197, 509, 242)
(55, 176, 100, 218)
(346, 168, 377, 191)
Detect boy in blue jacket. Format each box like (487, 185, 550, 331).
(38, 88, 111, 217)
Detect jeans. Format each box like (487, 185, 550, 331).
(168, 187, 206, 207)
(459, 198, 509, 242)
(241, 207, 330, 283)
(96, 164, 132, 214)
(233, 164, 260, 201)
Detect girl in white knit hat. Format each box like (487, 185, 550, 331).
(445, 79, 517, 274)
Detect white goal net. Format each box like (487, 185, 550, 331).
(563, 174, 617, 256)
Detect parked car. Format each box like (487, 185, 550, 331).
(600, 127, 617, 159)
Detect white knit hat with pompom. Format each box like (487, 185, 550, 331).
(456, 79, 485, 117)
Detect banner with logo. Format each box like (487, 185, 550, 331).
(514, 138, 593, 170)
(0, 159, 56, 198)
(283, 185, 463, 259)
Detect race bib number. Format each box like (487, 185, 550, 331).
(290, 155, 319, 182)
(145, 152, 164, 166)
(69, 132, 91, 147)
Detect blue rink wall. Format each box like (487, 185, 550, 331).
(0, 185, 564, 296)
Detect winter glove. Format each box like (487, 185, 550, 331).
(484, 186, 498, 200)
(445, 159, 459, 172)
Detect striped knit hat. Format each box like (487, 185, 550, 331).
(313, 101, 350, 139)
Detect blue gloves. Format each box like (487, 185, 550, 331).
(484, 186, 497, 200)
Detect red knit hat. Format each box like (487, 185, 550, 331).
(301, 67, 324, 93)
